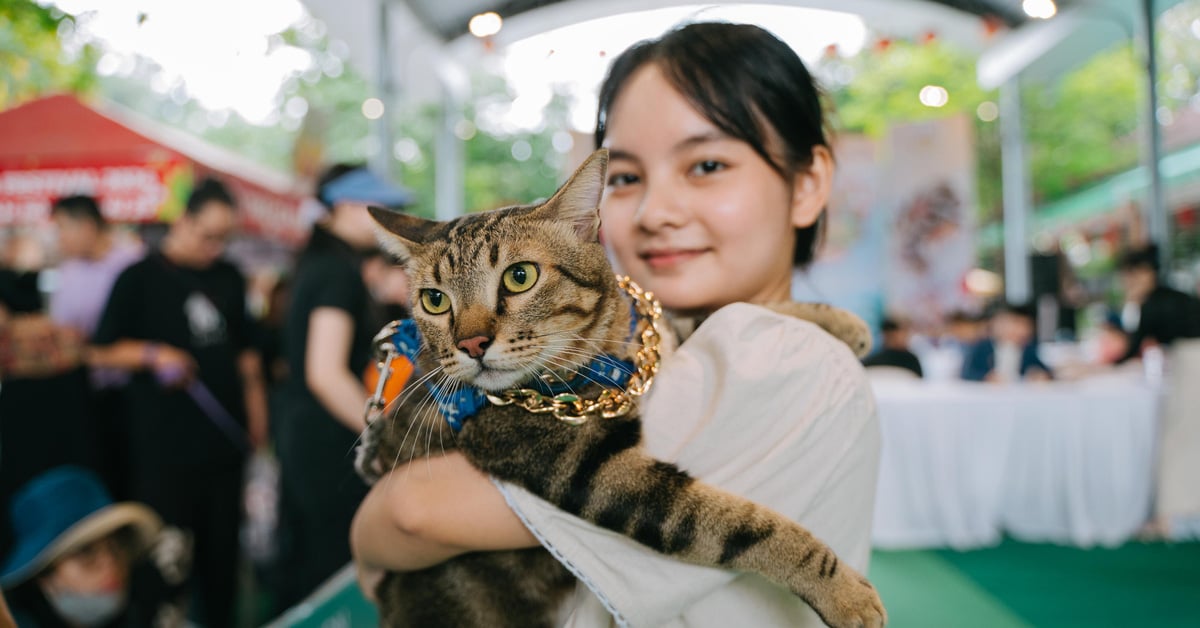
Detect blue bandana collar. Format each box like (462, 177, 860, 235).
(385, 319, 635, 432)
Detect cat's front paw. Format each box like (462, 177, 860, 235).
(808, 565, 886, 628)
(354, 433, 385, 485)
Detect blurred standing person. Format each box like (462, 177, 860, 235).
(48, 195, 144, 500)
(1116, 244, 1200, 535)
(48, 195, 143, 338)
(273, 165, 411, 610)
(0, 238, 90, 568)
(1116, 243, 1200, 362)
(87, 179, 268, 627)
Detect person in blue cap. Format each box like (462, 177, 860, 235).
(272, 164, 412, 612)
(1, 466, 189, 628)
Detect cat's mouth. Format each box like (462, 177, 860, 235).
(465, 363, 527, 392)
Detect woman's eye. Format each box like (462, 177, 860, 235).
(420, 289, 451, 314)
(502, 262, 540, 293)
(690, 160, 726, 175)
(607, 172, 640, 188)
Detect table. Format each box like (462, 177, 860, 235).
(869, 373, 1161, 549)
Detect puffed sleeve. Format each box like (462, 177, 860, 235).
(497, 303, 881, 627)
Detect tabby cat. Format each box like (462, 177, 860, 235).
(356, 149, 885, 628)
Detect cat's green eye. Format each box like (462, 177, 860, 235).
(420, 289, 451, 314)
(502, 262, 539, 293)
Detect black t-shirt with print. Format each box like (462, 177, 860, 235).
(93, 251, 253, 469)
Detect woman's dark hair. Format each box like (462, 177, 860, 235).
(50, 195, 106, 227)
(316, 163, 365, 211)
(185, 177, 236, 215)
(595, 22, 831, 267)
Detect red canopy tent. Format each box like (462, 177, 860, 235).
(0, 94, 307, 247)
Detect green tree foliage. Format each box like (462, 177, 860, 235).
(821, 40, 992, 137)
(0, 0, 96, 109)
(817, 39, 1001, 222)
(1158, 1, 1200, 112)
(1021, 46, 1142, 203)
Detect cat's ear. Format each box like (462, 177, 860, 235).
(368, 206, 438, 262)
(538, 149, 608, 241)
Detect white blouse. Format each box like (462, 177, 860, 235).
(498, 302, 881, 627)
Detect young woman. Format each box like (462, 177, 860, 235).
(351, 22, 881, 626)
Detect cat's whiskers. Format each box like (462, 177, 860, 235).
(528, 328, 642, 348)
(392, 370, 452, 475)
(520, 361, 578, 397)
(382, 365, 447, 463)
(427, 377, 460, 472)
(536, 354, 616, 392)
(533, 342, 637, 377)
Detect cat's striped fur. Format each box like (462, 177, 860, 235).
(357, 150, 885, 628)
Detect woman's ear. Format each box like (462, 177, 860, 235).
(789, 145, 833, 229)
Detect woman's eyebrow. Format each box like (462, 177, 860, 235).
(673, 131, 729, 153)
(607, 148, 639, 164)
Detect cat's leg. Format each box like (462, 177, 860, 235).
(562, 448, 886, 628)
(355, 381, 458, 484)
(765, 302, 873, 358)
(354, 415, 387, 484)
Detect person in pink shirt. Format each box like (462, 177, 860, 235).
(48, 195, 143, 339)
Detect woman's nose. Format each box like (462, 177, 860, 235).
(634, 181, 687, 231)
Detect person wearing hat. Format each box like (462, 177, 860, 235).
(1, 467, 188, 627)
(273, 164, 412, 611)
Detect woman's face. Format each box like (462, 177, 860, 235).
(598, 65, 827, 314)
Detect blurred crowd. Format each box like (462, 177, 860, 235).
(0, 168, 411, 627)
(3, 166, 1199, 627)
(861, 242, 1200, 383)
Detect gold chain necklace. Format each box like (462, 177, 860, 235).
(486, 275, 665, 425)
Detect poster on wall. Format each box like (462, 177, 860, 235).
(883, 115, 977, 328)
(792, 133, 888, 331)
(793, 115, 976, 332)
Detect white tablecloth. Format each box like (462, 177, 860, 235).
(870, 373, 1161, 549)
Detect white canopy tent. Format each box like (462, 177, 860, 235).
(298, 0, 1184, 299)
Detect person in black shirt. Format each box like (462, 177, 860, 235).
(88, 179, 268, 627)
(272, 165, 411, 611)
(863, 317, 924, 378)
(1117, 244, 1200, 362)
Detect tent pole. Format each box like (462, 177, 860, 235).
(434, 84, 464, 220)
(1000, 77, 1032, 305)
(371, 0, 395, 178)
(1139, 0, 1170, 271)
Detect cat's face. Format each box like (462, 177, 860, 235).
(371, 151, 627, 392)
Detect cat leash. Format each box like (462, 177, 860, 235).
(363, 275, 668, 428)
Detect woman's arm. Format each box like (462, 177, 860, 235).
(351, 452, 538, 571)
(351, 452, 538, 597)
(305, 307, 370, 433)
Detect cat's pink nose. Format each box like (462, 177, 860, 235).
(456, 335, 492, 359)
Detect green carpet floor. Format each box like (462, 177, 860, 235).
(870, 539, 1200, 628)
(261, 539, 1200, 627)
